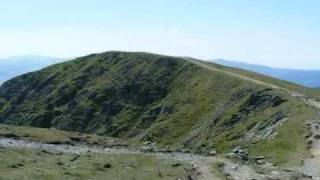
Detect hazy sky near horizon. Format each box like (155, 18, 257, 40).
(0, 0, 319, 69)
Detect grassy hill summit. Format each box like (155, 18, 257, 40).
(0, 51, 319, 167)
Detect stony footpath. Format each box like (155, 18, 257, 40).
(302, 117, 320, 179)
(0, 137, 312, 180)
(286, 93, 320, 179)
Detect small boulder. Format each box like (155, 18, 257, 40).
(256, 160, 265, 165)
(140, 146, 154, 152)
(171, 163, 181, 167)
(103, 163, 112, 168)
(10, 163, 24, 168)
(209, 150, 217, 156)
(252, 156, 265, 161)
(231, 165, 238, 171)
(231, 146, 248, 160)
(70, 154, 80, 162)
(314, 134, 320, 139)
(305, 132, 313, 138)
(57, 162, 65, 166)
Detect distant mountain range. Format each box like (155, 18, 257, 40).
(0, 56, 63, 84)
(1, 56, 320, 89)
(214, 59, 320, 88)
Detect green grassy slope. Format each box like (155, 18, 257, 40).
(0, 124, 128, 146)
(0, 148, 191, 180)
(0, 51, 317, 165)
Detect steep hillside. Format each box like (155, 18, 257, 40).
(0, 51, 318, 166)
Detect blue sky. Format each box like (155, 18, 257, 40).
(0, 0, 319, 69)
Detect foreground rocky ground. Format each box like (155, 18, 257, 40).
(0, 127, 317, 180)
(0, 145, 193, 180)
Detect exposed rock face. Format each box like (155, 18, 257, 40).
(222, 89, 287, 129)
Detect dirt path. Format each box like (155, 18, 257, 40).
(0, 137, 293, 180)
(185, 58, 320, 179)
(303, 116, 320, 179)
(185, 58, 283, 90)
